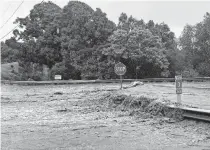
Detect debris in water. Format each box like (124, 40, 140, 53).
(96, 93, 184, 121)
(123, 81, 144, 89)
(56, 108, 70, 112)
(54, 92, 63, 95)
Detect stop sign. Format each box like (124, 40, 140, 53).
(114, 62, 127, 75)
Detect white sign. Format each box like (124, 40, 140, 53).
(54, 75, 62, 80)
(114, 62, 127, 76)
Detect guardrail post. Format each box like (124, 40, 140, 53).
(175, 75, 182, 106)
(120, 75, 123, 89)
(177, 94, 181, 105)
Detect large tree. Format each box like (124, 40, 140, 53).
(101, 13, 171, 78)
(179, 12, 210, 76)
(14, 1, 62, 68)
(1, 40, 20, 63)
(59, 1, 116, 79)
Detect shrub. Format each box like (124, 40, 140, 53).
(196, 62, 210, 76)
(182, 67, 199, 78)
(1, 72, 21, 81)
(31, 71, 43, 81)
(50, 62, 81, 80)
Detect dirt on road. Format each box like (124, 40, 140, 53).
(1, 83, 210, 150)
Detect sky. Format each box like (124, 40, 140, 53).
(1, 0, 210, 41)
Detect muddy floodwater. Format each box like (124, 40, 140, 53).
(1, 82, 210, 150)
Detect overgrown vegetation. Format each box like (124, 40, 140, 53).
(90, 93, 184, 120)
(1, 1, 210, 80)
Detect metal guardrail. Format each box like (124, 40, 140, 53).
(168, 105, 210, 122)
(1, 77, 210, 85)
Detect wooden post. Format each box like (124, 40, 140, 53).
(120, 75, 123, 89)
(177, 94, 181, 106)
(175, 75, 182, 107)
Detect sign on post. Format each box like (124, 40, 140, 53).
(114, 62, 126, 89)
(54, 75, 62, 80)
(175, 75, 182, 94)
(175, 75, 182, 105)
(114, 62, 126, 76)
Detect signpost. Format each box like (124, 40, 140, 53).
(54, 75, 62, 80)
(114, 62, 127, 89)
(175, 75, 182, 105)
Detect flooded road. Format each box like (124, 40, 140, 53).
(1, 83, 210, 150)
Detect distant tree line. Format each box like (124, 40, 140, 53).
(1, 1, 210, 80)
(178, 12, 210, 77)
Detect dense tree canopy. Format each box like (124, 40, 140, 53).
(102, 14, 171, 78)
(13, 1, 62, 68)
(179, 12, 210, 76)
(1, 1, 209, 80)
(57, 1, 116, 79)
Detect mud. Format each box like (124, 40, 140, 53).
(1, 83, 210, 150)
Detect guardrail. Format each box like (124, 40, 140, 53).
(1, 77, 210, 85)
(168, 105, 210, 122)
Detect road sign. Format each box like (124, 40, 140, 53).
(175, 75, 182, 105)
(176, 88, 182, 94)
(114, 62, 127, 76)
(175, 75, 182, 94)
(114, 62, 127, 89)
(55, 75, 62, 80)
